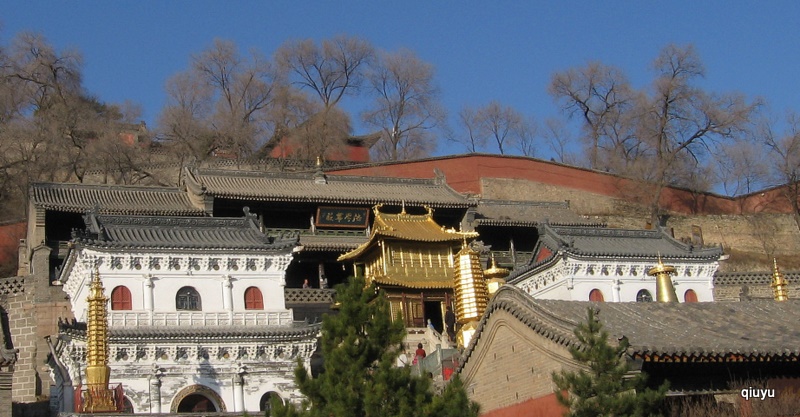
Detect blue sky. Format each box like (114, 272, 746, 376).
(3, 1, 800, 157)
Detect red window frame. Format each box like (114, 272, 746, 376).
(111, 286, 132, 310)
(244, 286, 264, 310)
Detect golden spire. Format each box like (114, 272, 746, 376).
(453, 240, 489, 348)
(771, 258, 789, 301)
(80, 267, 116, 412)
(647, 256, 678, 302)
(484, 255, 509, 297)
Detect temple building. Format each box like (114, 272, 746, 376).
(337, 205, 477, 331)
(179, 165, 472, 289)
(47, 211, 320, 413)
(5, 155, 774, 413)
(12, 166, 472, 407)
(458, 285, 800, 417)
(508, 223, 724, 302)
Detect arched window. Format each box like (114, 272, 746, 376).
(111, 286, 132, 310)
(176, 287, 201, 311)
(244, 287, 264, 310)
(122, 397, 134, 413)
(259, 392, 283, 413)
(684, 289, 698, 303)
(636, 289, 653, 302)
(588, 289, 605, 302)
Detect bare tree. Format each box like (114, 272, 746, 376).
(452, 101, 537, 156)
(511, 115, 538, 157)
(550, 62, 636, 169)
(713, 136, 769, 197)
(158, 39, 276, 161)
(276, 35, 373, 108)
(551, 45, 757, 220)
(0, 32, 154, 219)
(542, 118, 580, 165)
(280, 105, 352, 161)
(762, 112, 800, 230)
(362, 49, 443, 161)
(449, 106, 487, 153)
(635, 44, 756, 218)
(275, 35, 373, 160)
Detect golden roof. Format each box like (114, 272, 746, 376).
(338, 204, 477, 261)
(372, 275, 454, 289)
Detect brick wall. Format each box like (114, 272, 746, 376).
(460, 312, 575, 415)
(480, 177, 800, 271)
(7, 291, 37, 401)
(7, 289, 72, 403)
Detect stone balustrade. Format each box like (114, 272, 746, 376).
(108, 310, 293, 327)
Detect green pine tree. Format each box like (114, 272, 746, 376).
(552, 307, 668, 417)
(270, 276, 479, 417)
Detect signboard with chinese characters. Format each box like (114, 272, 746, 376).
(315, 207, 370, 228)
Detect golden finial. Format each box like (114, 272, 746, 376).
(771, 258, 789, 301)
(647, 256, 678, 302)
(315, 155, 323, 167)
(484, 254, 509, 297)
(400, 200, 406, 215)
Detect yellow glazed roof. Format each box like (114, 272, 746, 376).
(338, 204, 478, 261)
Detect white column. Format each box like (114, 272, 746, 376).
(149, 364, 163, 413)
(223, 275, 234, 312)
(233, 365, 246, 411)
(611, 278, 621, 302)
(143, 274, 154, 311)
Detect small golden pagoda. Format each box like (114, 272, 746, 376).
(338, 204, 478, 328)
(647, 257, 679, 303)
(453, 240, 490, 348)
(484, 255, 509, 297)
(78, 269, 119, 413)
(771, 258, 789, 301)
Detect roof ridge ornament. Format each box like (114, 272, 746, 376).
(313, 156, 327, 184)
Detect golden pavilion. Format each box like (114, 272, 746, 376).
(338, 204, 478, 329)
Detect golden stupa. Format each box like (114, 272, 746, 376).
(78, 269, 117, 413)
(647, 257, 679, 302)
(771, 258, 789, 301)
(453, 240, 489, 348)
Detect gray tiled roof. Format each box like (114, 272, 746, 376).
(185, 167, 472, 208)
(538, 224, 723, 261)
(473, 200, 597, 227)
(508, 224, 722, 281)
(60, 322, 320, 342)
(30, 182, 205, 216)
(462, 285, 800, 366)
(74, 212, 298, 251)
